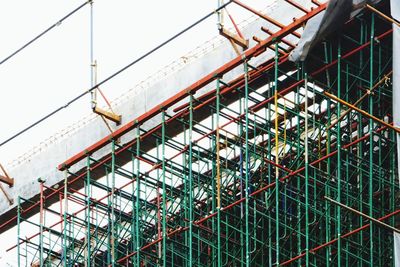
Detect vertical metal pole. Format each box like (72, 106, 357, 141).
(369, 13, 375, 266)
(216, 78, 222, 267)
(105, 168, 111, 266)
(391, 129, 395, 262)
(377, 42, 382, 267)
(304, 73, 310, 266)
(337, 39, 342, 267)
(274, 42, 280, 266)
(90, 0, 94, 86)
(17, 196, 21, 267)
(296, 66, 302, 267)
(156, 139, 162, 264)
(63, 170, 68, 266)
(157, 192, 161, 262)
(262, 81, 270, 265)
(358, 21, 365, 267)
(211, 111, 217, 267)
(130, 151, 135, 265)
(239, 91, 244, 267)
(39, 178, 44, 267)
(345, 64, 350, 267)
(161, 110, 167, 267)
(110, 141, 116, 267)
(324, 44, 332, 267)
(183, 125, 189, 267)
(217, 0, 224, 29)
(135, 127, 141, 266)
(86, 156, 92, 267)
(189, 94, 194, 266)
(244, 59, 250, 266)
(90, 0, 96, 109)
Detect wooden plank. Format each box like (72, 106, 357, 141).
(94, 107, 122, 124)
(219, 28, 249, 49)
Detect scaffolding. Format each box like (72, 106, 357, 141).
(8, 1, 400, 266)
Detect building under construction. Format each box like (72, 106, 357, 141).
(0, 0, 399, 266)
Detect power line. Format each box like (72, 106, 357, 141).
(0, 1, 233, 148)
(0, 1, 90, 66)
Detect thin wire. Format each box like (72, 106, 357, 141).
(0, 1, 233, 148)
(0, 1, 90, 66)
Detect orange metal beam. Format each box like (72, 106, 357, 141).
(261, 26, 295, 48)
(284, 0, 309, 13)
(232, 0, 301, 38)
(324, 91, 400, 133)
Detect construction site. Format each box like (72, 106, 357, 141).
(0, 0, 399, 266)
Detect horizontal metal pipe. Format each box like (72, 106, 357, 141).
(324, 91, 400, 133)
(324, 196, 400, 234)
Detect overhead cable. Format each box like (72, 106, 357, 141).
(0, 1, 90, 66)
(0, 1, 233, 147)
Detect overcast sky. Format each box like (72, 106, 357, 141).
(0, 0, 220, 164)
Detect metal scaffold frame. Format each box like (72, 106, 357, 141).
(6, 1, 400, 266)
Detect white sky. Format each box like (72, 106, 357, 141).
(0, 0, 219, 165)
(0, 1, 272, 265)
